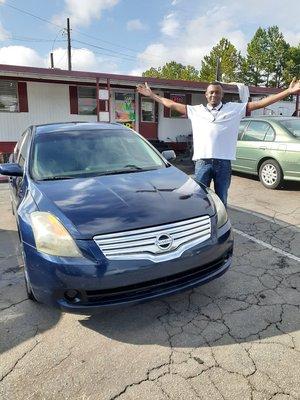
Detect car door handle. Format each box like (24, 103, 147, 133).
(259, 146, 267, 150)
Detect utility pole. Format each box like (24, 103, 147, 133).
(50, 52, 54, 68)
(67, 18, 72, 71)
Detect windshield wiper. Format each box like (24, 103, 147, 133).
(38, 175, 76, 181)
(123, 164, 143, 170)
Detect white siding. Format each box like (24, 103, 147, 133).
(250, 98, 296, 117)
(0, 82, 96, 142)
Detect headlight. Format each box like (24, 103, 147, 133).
(30, 212, 82, 257)
(207, 188, 228, 228)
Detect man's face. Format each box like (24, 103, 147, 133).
(205, 84, 223, 107)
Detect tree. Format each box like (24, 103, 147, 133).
(199, 38, 244, 83)
(244, 27, 269, 86)
(244, 26, 290, 87)
(282, 44, 300, 86)
(265, 26, 290, 87)
(142, 67, 161, 78)
(142, 61, 200, 81)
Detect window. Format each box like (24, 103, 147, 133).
(264, 127, 275, 142)
(238, 120, 249, 140)
(170, 94, 186, 118)
(141, 98, 155, 122)
(78, 86, 96, 115)
(115, 92, 136, 129)
(241, 121, 271, 142)
(18, 130, 31, 167)
(0, 80, 18, 112)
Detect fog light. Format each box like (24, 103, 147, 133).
(65, 289, 80, 302)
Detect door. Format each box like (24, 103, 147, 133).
(234, 120, 275, 173)
(139, 96, 158, 140)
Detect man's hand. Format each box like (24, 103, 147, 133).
(288, 78, 300, 95)
(137, 82, 153, 97)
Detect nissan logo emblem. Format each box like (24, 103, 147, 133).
(155, 233, 173, 251)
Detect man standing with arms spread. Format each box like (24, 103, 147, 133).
(137, 79, 300, 206)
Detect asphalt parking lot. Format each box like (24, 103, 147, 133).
(1, 173, 300, 400)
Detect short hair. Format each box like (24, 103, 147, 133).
(207, 81, 223, 89)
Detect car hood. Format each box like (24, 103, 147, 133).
(31, 167, 213, 238)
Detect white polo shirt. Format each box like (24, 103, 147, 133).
(187, 102, 248, 160)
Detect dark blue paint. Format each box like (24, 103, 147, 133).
(2, 122, 233, 313)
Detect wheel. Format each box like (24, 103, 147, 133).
(258, 159, 283, 189)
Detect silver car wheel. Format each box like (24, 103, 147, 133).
(261, 163, 277, 186)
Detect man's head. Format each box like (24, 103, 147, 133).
(205, 82, 223, 107)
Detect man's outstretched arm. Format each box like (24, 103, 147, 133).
(137, 82, 187, 115)
(247, 78, 300, 112)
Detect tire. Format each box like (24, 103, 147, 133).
(20, 245, 38, 302)
(258, 159, 283, 189)
(24, 270, 37, 302)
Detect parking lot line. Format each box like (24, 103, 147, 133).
(233, 228, 300, 262)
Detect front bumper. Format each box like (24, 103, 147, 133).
(23, 221, 233, 314)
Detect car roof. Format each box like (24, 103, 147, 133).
(34, 121, 126, 134)
(242, 116, 297, 121)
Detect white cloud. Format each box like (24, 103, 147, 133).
(52, 0, 119, 28)
(0, 44, 119, 73)
(160, 13, 179, 37)
(0, 46, 44, 66)
(126, 19, 145, 31)
(47, 47, 119, 73)
(281, 30, 300, 47)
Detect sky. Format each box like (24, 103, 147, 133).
(0, 0, 300, 76)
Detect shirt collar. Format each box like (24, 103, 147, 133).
(206, 102, 223, 111)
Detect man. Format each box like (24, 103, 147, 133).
(137, 79, 300, 206)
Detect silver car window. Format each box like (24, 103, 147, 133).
(242, 121, 270, 142)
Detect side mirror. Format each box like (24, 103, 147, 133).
(162, 150, 176, 161)
(0, 163, 23, 177)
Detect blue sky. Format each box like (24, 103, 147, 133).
(0, 0, 299, 76)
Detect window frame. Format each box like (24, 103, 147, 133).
(77, 86, 97, 115)
(141, 97, 156, 123)
(0, 80, 19, 113)
(169, 93, 187, 119)
(240, 120, 274, 142)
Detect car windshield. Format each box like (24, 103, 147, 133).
(279, 119, 300, 138)
(31, 128, 165, 180)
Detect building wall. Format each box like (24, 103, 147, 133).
(157, 92, 204, 142)
(250, 97, 296, 116)
(0, 82, 96, 143)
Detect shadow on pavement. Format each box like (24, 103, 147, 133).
(0, 228, 62, 354)
(1, 191, 299, 354)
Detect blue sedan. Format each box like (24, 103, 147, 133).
(0, 122, 233, 314)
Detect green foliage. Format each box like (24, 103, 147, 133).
(199, 38, 244, 83)
(281, 45, 300, 86)
(244, 26, 290, 87)
(142, 61, 200, 81)
(141, 26, 298, 88)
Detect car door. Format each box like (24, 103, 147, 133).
(232, 120, 249, 171)
(10, 128, 31, 212)
(235, 120, 274, 173)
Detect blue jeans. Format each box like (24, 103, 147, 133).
(195, 159, 232, 206)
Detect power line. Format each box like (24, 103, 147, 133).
(3, 1, 63, 28)
(1, 1, 166, 64)
(8, 36, 66, 43)
(2, 1, 140, 56)
(72, 46, 136, 63)
(72, 39, 137, 61)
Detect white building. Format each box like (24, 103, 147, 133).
(0, 64, 296, 156)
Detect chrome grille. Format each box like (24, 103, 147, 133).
(93, 216, 211, 262)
